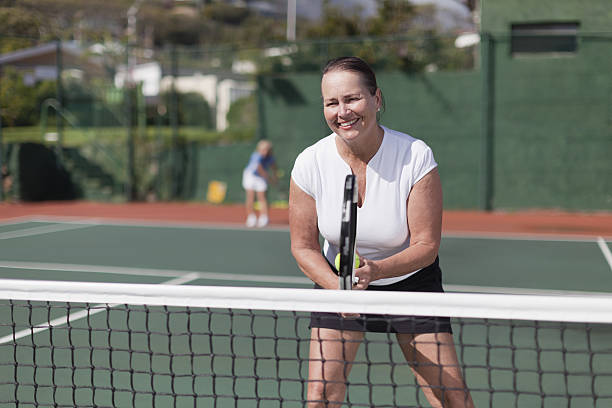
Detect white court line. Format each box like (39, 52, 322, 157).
(0, 260, 312, 285)
(0, 273, 201, 345)
(0, 217, 43, 226)
(443, 231, 602, 243)
(29, 216, 610, 241)
(25, 216, 290, 232)
(597, 237, 612, 272)
(16, 215, 611, 241)
(0, 223, 95, 240)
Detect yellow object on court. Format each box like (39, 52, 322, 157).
(206, 181, 227, 204)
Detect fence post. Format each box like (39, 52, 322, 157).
(170, 44, 179, 199)
(480, 32, 495, 211)
(56, 40, 64, 163)
(125, 42, 136, 201)
(256, 75, 266, 141)
(0, 102, 3, 202)
(155, 104, 164, 200)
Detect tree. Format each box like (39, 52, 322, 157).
(0, 68, 55, 126)
(180, 92, 213, 128)
(159, 90, 213, 128)
(363, 0, 467, 72)
(367, 0, 417, 36)
(203, 2, 250, 25)
(0, 7, 43, 53)
(305, 1, 364, 39)
(18, 0, 130, 39)
(226, 94, 256, 131)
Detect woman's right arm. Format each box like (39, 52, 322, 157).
(289, 179, 339, 289)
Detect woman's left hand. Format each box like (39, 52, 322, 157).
(352, 257, 379, 290)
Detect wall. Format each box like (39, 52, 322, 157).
(256, 45, 611, 211)
(480, 0, 612, 210)
(257, 71, 482, 210)
(481, 0, 612, 33)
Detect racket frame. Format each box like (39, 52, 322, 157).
(338, 174, 358, 290)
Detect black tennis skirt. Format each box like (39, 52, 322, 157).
(310, 257, 452, 334)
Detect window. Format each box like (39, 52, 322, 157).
(511, 22, 579, 55)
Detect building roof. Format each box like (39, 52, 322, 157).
(0, 42, 83, 65)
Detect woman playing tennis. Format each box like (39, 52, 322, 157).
(289, 56, 474, 407)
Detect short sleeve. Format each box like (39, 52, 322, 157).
(412, 142, 438, 185)
(290, 148, 316, 198)
(262, 155, 275, 168)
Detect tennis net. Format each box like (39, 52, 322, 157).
(0, 278, 611, 407)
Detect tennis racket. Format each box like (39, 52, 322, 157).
(338, 174, 358, 290)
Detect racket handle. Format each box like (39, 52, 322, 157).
(339, 274, 352, 290)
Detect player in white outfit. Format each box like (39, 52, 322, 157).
(289, 57, 473, 407)
(242, 140, 277, 227)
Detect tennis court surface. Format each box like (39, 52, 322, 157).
(1, 202, 611, 407)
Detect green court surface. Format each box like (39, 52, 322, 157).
(0, 218, 611, 407)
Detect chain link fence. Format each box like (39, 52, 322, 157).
(1, 33, 610, 210)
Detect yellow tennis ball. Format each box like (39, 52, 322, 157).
(335, 253, 360, 271)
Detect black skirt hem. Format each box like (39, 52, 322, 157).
(309, 257, 452, 334)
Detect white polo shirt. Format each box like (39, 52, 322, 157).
(291, 126, 438, 285)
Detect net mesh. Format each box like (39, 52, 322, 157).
(0, 279, 611, 407)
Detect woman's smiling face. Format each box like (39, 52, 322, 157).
(321, 69, 381, 142)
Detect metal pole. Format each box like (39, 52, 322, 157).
(125, 0, 143, 201)
(137, 82, 145, 141)
(155, 104, 164, 200)
(170, 44, 179, 199)
(286, 0, 296, 42)
(0, 98, 4, 202)
(125, 43, 136, 201)
(56, 40, 64, 163)
(480, 32, 495, 211)
(256, 75, 266, 142)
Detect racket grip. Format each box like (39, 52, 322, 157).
(339, 274, 352, 290)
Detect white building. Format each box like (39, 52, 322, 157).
(116, 63, 254, 131)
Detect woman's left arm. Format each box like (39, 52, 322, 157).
(353, 168, 442, 287)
